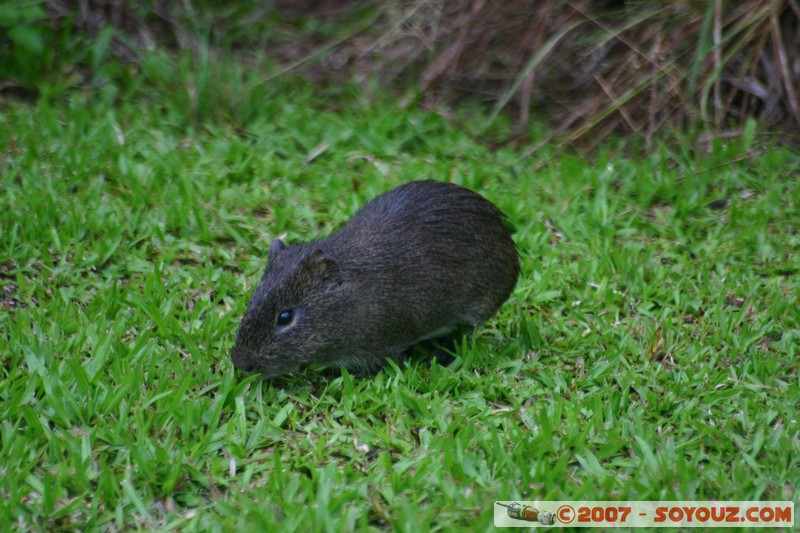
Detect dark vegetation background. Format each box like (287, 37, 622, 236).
(2, 0, 799, 151)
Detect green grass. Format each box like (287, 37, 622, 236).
(1, 55, 799, 531)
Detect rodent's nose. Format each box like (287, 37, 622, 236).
(230, 348, 255, 374)
(233, 360, 254, 373)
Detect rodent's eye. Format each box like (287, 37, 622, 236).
(276, 309, 294, 327)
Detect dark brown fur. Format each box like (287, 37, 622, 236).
(230, 180, 520, 376)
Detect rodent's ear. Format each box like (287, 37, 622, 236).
(268, 239, 286, 261)
(305, 248, 342, 282)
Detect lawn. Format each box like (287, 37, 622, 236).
(1, 55, 799, 531)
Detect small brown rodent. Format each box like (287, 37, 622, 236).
(230, 180, 519, 376)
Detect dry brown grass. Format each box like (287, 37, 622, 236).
(46, 0, 800, 149)
(288, 0, 800, 149)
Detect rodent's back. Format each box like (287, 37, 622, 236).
(323, 180, 519, 332)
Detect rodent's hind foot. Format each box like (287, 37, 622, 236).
(430, 346, 456, 366)
(411, 324, 474, 368)
(341, 360, 385, 378)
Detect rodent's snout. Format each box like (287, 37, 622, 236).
(233, 360, 256, 374)
(230, 342, 295, 377)
(230, 345, 257, 374)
